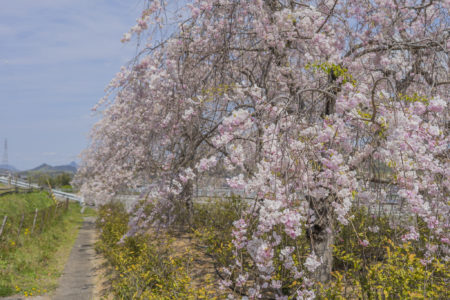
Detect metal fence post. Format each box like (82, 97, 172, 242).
(0, 215, 8, 237)
(31, 208, 38, 234)
(17, 213, 25, 236)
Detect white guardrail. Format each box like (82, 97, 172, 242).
(1, 175, 402, 215)
(0, 176, 84, 204)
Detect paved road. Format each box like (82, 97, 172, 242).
(51, 217, 96, 300)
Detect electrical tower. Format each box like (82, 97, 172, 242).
(2, 139, 8, 165)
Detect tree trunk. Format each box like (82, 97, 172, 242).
(307, 195, 335, 283)
(179, 180, 194, 225)
(312, 224, 334, 283)
(309, 64, 340, 283)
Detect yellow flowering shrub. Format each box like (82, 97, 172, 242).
(318, 207, 449, 299)
(96, 203, 222, 299)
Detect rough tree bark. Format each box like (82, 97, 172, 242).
(179, 180, 194, 225)
(307, 194, 335, 283)
(308, 68, 340, 283)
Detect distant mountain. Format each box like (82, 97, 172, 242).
(28, 162, 77, 174)
(54, 163, 77, 173)
(31, 163, 53, 172)
(69, 161, 78, 168)
(0, 164, 18, 172)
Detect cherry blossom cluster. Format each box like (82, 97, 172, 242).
(76, 0, 449, 298)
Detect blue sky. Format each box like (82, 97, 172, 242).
(0, 0, 143, 170)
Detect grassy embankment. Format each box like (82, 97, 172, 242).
(0, 191, 53, 216)
(0, 191, 95, 297)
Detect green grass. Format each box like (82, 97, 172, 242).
(0, 191, 54, 216)
(0, 202, 95, 297)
